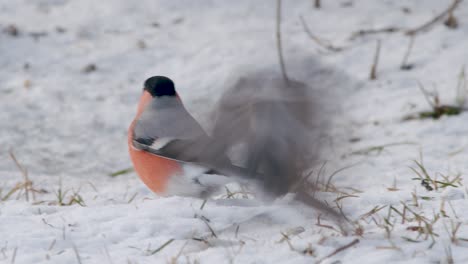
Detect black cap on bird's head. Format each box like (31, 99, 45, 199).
(144, 76, 176, 97)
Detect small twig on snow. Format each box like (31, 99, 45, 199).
(10, 247, 17, 264)
(72, 244, 82, 264)
(276, 0, 290, 84)
(400, 36, 415, 70)
(150, 239, 175, 255)
(198, 215, 217, 238)
(369, 39, 381, 80)
(350, 27, 402, 40)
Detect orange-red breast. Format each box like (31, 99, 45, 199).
(128, 76, 178, 194)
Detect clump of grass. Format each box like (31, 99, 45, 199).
(277, 226, 305, 244)
(443, 220, 468, 245)
(417, 106, 461, 120)
(222, 186, 252, 199)
(404, 73, 467, 120)
(1, 151, 48, 202)
(400, 202, 440, 247)
(375, 198, 466, 250)
(410, 160, 463, 192)
(54, 188, 86, 206)
(302, 162, 361, 195)
(358, 196, 452, 249)
(51, 181, 86, 207)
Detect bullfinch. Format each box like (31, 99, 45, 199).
(128, 75, 341, 219)
(128, 76, 231, 197)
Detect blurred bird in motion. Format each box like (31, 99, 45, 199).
(128, 75, 340, 219)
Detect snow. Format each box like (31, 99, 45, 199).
(1, 0, 468, 263)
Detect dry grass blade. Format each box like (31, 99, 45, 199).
(325, 162, 360, 192)
(348, 142, 417, 157)
(359, 205, 387, 220)
(405, 0, 462, 36)
(10, 247, 17, 264)
(444, 220, 462, 244)
(412, 160, 431, 180)
(109, 167, 134, 177)
(335, 193, 359, 202)
(72, 244, 82, 264)
(2, 183, 24, 201)
(417, 82, 437, 109)
(447, 200, 460, 219)
(103, 244, 114, 264)
(9, 150, 32, 201)
(369, 40, 381, 80)
(127, 192, 138, 203)
(456, 65, 467, 107)
(400, 36, 415, 70)
(300, 16, 342, 52)
(350, 0, 461, 43)
(198, 215, 217, 238)
(315, 214, 342, 234)
(150, 239, 175, 255)
(444, 245, 454, 264)
(8, 151, 27, 177)
(199, 199, 207, 210)
(311, 161, 327, 198)
(277, 226, 305, 243)
(170, 240, 189, 264)
(48, 239, 56, 251)
(235, 225, 240, 239)
(316, 239, 359, 264)
(350, 27, 401, 39)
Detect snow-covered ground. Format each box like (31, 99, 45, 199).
(1, 0, 468, 263)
